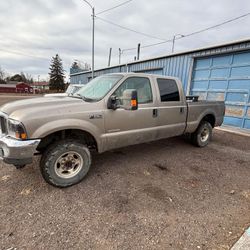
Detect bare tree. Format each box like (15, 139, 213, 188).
(0, 66, 6, 84)
(25, 72, 34, 83)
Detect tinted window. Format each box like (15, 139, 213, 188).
(114, 77, 153, 104)
(157, 78, 180, 102)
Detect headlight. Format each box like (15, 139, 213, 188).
(7, 119, 27, 140)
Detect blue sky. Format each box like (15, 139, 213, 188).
(0, 0, 249, 81)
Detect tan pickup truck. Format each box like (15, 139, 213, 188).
(0, 73, 225, 187)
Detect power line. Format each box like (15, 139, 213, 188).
(96, 0, 133, 15)
(122, 12, 250, 52)
(183, 12, 250, 38)
(123, 39, 173, 52)
(1, 11, 249, 62)
(96, 16, 167, 41)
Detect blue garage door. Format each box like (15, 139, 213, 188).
(191, 51, 250, 130)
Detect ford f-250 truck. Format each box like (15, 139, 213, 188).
(0, 73, 225, 187)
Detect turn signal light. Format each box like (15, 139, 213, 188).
(131, 99, 137, 107)
(15, 132, 27, 140)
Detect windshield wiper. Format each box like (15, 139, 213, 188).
(68, 94, 82, 99)
(75, 93, 97, 102)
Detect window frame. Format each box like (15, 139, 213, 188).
(112, 76, 154, 105)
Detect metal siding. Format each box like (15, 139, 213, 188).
(191, 50, 250, 130)
(70, 41, 250, 121)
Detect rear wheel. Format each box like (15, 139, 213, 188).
(40, 140, 91, 187)
(191, 121, 212, 147)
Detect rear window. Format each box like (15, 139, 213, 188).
(157, 78, 180, 102)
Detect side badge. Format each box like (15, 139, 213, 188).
(89, 114, 103, 119)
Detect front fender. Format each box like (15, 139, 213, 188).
(31, 118, 104, 152)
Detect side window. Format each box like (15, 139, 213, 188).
(114, 77, 153, 104)
(157, 78, 180, 102)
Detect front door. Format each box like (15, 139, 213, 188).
(103, 76, 158, 151)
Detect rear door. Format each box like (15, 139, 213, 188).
(154, 77, 187, 138)
(103, 76, 159, 151)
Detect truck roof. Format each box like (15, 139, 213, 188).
(105, 72, 180, 81)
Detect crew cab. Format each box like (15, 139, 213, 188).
(0, 73, 225, 187)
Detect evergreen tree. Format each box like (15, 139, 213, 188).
(49, 54, 65, 91)
(10, 74, 23, 82)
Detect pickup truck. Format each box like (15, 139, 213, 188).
(0, 73, 225, 187)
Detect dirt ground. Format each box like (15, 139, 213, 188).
(0, 95, 250, 250)
(0, 93, 41, 107)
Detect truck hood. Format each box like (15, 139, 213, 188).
(0, 96, 92, 121)
(44, 93, 68, 97)
(0, 96, 105, 139)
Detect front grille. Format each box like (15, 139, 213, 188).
(0, 115, 7, 135)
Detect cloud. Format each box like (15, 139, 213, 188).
(0, 0, 249, 81)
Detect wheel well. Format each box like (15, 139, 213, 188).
(37, 129, 98, 153)
(202, 114, 215, 128)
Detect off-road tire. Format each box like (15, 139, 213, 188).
(191, 121, 212, 147)
(40, 139, 91, 187)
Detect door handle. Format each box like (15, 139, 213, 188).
(153, 109, 158, 118)
(180, 107, 184, 113)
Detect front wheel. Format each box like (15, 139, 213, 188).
(40, 140, 91, 187)
(191, 121, 212, 147)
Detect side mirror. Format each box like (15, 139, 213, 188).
(107, 95, 118, 110)
(107, 89, 138, 111)
(120, 89, 138, 111)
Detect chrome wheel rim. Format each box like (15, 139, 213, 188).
(54, 151, 83, 178)
(200, 128, 209, 142)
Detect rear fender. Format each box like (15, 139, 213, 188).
(186, 108, 216, 133)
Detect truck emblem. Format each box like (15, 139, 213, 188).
(89, 114, 103, 119)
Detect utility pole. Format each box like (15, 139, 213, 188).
(137, 43, 141, 61)
(172, 34, 184, 53)
(91, 7, 95, 79)
(35, 75, 40, 95)
(108, 48, 112, 67)
(119, 48, 122, 64)
(82, 0, 95, 79)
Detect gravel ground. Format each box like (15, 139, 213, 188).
(0, 95, 250, 250)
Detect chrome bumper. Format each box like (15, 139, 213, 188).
(0, 135, 41, 166)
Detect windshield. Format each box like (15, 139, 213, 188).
(75, 75, 123, 101)
(66, 85, 74, 94)
(66, 85, 83, 94)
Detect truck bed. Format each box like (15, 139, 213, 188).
(185, 101, 225, 133)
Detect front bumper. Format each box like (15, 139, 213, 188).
(0, 135, 41, 166)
